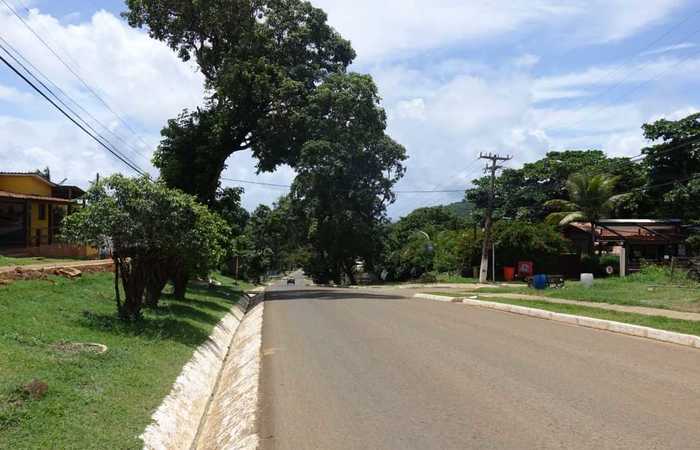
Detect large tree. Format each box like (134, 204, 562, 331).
(125, 0, 356, 203)
(466, 150, 646, 222)
(641, 112, 700, 220)
(290, 73, 407, 284)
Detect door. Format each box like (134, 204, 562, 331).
(0, 200, 27, 248)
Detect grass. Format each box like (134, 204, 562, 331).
(460, 268, 700, 313)
(434, 273, 476, 284)
(475, 281, 700, 312)
(0, 256, 83, 268)
(465, 297, 700, 338)
(0, 272, 254, 450)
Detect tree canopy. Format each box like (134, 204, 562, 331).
(466, 150, 645, 222)
(640, 113, 700, 219)
(125, 0, 356, 203)
(289, 73, 407, 283)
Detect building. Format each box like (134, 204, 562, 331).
(564, 219, 686, 275)
(0, 171, 92, 257)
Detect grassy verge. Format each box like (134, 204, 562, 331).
(466, 297, 700, 338)
(0, 256, 83, 267)
(464, 270, 700, 313)
(0, 272, 253, 449)
(435, 273, 476, 284)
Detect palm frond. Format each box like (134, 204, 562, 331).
(544, 199, 579, 211)
(545, 211, 584, 227)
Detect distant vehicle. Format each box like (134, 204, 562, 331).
(287, 278, 295, 285)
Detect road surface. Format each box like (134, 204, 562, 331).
(258, 275, 700, 449)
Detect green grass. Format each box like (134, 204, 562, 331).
(470, 297, 700, 337)
(0, 272, 253, 449)
(0, 256, 82, 267)
(472, 276, 700, 313)
(434, 273, 477, 284)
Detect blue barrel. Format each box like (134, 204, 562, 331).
(532, 274, 548, 290)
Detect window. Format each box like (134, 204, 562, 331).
(38, 203, 46, 220)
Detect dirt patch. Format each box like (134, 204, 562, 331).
(0, 261, 113, 282)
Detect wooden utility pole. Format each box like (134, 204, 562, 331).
(478, 152, 512, 283)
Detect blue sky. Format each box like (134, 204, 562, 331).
(1, 0, 699, 217)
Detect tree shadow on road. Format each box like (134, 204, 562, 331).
(264, 289, 406, 302)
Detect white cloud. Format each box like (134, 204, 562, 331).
(0, 7, 205, 131)
(0, 83, 32, 103)
(396, 98, 426, 120)
(640, 42, 696, 56)
(513, 53, 540, 68)
(313, 0, 685, 64)
(0, 6, 204, 179)
(532, 55, 700, 102)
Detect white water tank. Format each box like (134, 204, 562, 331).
(580, 273, 594, 288)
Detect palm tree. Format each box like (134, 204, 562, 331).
(545, 173, 628, 254)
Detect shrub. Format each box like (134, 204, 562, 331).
(630, 263, 695, 286)
(418, 271, 438, 283)
(599, 254, 619, 276)
(62, 175, 229, 320)
(580, 254, 599, 274)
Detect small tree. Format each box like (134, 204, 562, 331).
(493, 221, 572, 267)
(62, 175, 229, 320)
(545, 173, 628, 254)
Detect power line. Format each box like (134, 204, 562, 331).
(0, 0, 154, 150)
(0, 50, 145, 174)
(0, 35, 151, 166)
(221, 177, 477, 194)
(580, 11, 700, 102)
(558, 45, 700, 133)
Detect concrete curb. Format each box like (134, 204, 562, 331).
(140, 289, 265, 450)
(194, 302, 265, 450)
(414, 293, 700, 350)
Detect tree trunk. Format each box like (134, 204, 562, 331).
(145, 259, 170, 308)
(171, 260, 188, 300)
(344, 261, 357, 285)
(113, 255, 121, 313)
(117, 256, 146, 321)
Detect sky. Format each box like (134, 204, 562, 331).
(0, 0, 699, 218)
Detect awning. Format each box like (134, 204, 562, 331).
(0, 190, 75, 204)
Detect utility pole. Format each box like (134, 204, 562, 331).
(478, 152, 512, 283)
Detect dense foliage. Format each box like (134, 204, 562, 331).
(289, 73, 407, 284)
(125, 0, 356, 203)
(62, 175, 229, 320)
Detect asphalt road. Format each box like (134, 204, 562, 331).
(259, 276, 700, 450)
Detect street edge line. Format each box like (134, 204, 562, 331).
(414, 293, 700, 350)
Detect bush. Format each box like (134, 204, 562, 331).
(580, 254, 599, 274)
(630, 263, 696, 286)
(418, 271, 438, 283)
(687, 234, 700, 255)
(599, 254, 619, 276)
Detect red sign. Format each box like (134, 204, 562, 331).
(517, 261, 533, 278)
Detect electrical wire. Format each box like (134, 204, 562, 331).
(0, 50, 145, 174)
(0, 0, 154, 150)
(0, 38, 147, 172)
